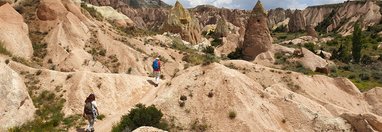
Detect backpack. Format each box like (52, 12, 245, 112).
(84, 101, 93, 114)
(152, 60, 159, 70)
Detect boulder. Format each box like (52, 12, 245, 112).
(297, 48, 328, 71)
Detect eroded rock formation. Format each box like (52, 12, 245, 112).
(160, 1, 202, 44)
(242, 1, 272, 61)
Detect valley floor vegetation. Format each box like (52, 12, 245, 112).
(270, 22, 382, 91)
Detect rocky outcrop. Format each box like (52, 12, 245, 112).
(0, 63, 35, 130)
(329, 0, 382, 35)
(303, 5, 336, 28)
(306, 25, 318, 38)
(297, 48, 328, 71)
(0, 3, 33, 59)
(268, 8, 290, 29)
(191, 5, 248, 42)
(214, 17, 229, 38)
(86, 4, 135, 28)
(340, 113, 382, 132)
(160, 1, 202, 44)
(0, 0, 13, 5)
(37, 2, 58, 21)
(288, 10, 306, 32)
(84, 0, 170, 29)
(85, 0, 170, 8)
(364, 87, 382, 116)
(120, 7, 168, 29)
(242, 1, 272, 61)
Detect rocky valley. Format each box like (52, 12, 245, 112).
(0, 0, 382, 132)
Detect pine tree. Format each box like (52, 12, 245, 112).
(352, 22, 362, 63)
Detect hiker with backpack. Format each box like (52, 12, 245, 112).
(83, 93, 99, 132)
(152, 57, 161, 86)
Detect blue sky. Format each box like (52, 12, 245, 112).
(162, 0, 346, 10)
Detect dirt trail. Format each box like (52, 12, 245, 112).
(86, 77, 167, 132)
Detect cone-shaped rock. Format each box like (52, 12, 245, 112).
(242, 1, 272, 61)
(306, 25, 318, 38)
(214, 17, 229, 38)
(288, 10, 306, 32)
(161, 0, 202, 44)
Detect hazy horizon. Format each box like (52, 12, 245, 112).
(162, 0, 347, 10)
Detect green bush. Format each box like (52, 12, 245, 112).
(371, 72, 382, 80)
(97, 114, 106, 120)
(304, 43, 315, 53)
(202, 54, 219, 65)
(359, 73, 370, 81)
(171, 38, 194, 53)
(182, 53, 205, 65)
(32, 42, 48, 59)
(315, 10, 335, 33)
(0, 42, 11, 56)
(182, 53, 218, 66)
(81, 2, 103, 21)
(361, 55, 373, 65)
(227, 48, 243, 60)
(112, 104, 168, 132)
(273, 25, 287, 33)
(211, 38, 223, 47)
(277, 35, 287, 40)
(274, 52, 289, 65)
(203, 46, 215, 55)
(228, 111, 236, 119)
(10, 90, 84, 131)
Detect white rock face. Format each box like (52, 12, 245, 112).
(87, 4, 135, 28)
(0, 3, 33, 59)
(0, 63, 35, 130)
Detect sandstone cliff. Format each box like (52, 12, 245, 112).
(85, 0, 170, 8)
(84, 0, 169, 29)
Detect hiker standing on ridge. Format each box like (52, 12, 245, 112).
(83, 93, 99, 132)
(152, 57, 161, 86)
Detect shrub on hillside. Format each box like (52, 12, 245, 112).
(211, 38, 223, 47)
(273, 25, 288, 33)
(228, 111, 236, 119)
(203, 46, 215, 55)
(0, 42, 11, 56)
(112, 104, 168, 132)
(227, 48, 243, 60)
(359, 73, 370, 81)
(304, 43, 315, 53)
(81, 2, 103, 21)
